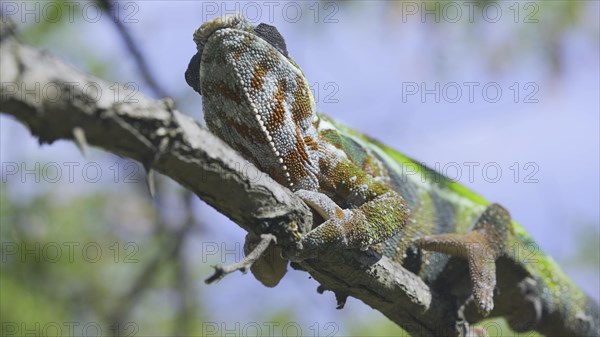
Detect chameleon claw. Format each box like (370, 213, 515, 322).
(469, 286, 494, 317)
(478, 300, 493, 317)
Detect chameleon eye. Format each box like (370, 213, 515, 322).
(255, 23, 289, 57)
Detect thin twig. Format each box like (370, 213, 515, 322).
(205, 234, 277, 284)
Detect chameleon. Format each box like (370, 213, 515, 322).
(185, 14, 599, 336)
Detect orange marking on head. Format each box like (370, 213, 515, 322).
(294, 126, 311, 163)
(279, 128, 312, 182)
(266, 80, 287, 131)
(251, 63, 266, 91)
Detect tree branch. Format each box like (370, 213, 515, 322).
(1, 31, 463, 336)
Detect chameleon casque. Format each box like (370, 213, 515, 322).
(185, 14, 599, 336)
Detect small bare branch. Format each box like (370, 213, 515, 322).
(205, 234, 277, 284)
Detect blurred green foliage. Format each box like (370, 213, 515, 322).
(0, 184, 174, 335)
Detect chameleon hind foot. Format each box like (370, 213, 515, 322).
(415, 204, 511, 316)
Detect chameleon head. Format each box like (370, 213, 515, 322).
(186, 14, 320, 191)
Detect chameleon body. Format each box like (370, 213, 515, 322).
(186, 14, 599, 336)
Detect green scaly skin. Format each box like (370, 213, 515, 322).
(327, 115, 599, 336)
(186, 14, 599, 336)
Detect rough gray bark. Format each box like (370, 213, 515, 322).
(1, 28, 465, 336)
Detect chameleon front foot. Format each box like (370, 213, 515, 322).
(415, 204, 511, 316)
(285, 190, 408, 262)
(282, 210, 354, 262)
